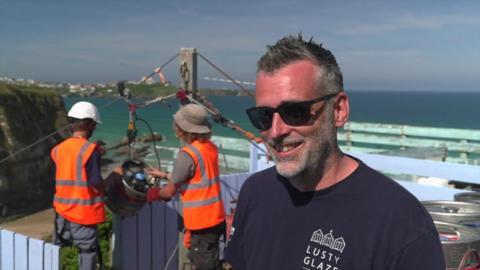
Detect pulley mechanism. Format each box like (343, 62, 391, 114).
(104, 159, 160, 217)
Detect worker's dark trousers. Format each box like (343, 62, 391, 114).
(54, 213, 99, 270)
(188, 222, 226, 270)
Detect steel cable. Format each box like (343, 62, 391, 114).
(197, 52, 254, 98)
(184, 94, 266, 155)
(0, 53, 180, 166)
(0, 124, 71, 165)
(0, 97, 122, 166)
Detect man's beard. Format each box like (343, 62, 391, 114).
(267, 119, 336, 180)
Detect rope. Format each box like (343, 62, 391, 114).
(140, 53, 179, 85)
(98, 96, 124, 111)
(135, 117, 162, 169)
(197, 52, 254, 98)
(163, 241, 179, 270)
(136, 93, 177, 108)
(121, 94, 176, 169)
(184, 94, 266, 154)
(457, 248, 480, 270)
(0, 125, 70, 165)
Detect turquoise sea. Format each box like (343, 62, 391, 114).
(64, 90, 480, 152)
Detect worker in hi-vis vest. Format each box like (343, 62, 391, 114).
(51, 101, 121, 270)
(147, 104, 226, 270)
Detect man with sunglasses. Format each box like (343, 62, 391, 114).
(224, 34, 444, 269)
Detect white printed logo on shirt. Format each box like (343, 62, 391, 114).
(302, 228, 346, 270)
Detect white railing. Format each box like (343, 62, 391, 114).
(152, 135, 252, 173)
(0, 228, 59, 270)
(250, 144, 480, 201)
(154, 121, 480, 174)
(340, 122, 480, 164)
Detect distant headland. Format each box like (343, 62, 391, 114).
(0, 76, 254, 98)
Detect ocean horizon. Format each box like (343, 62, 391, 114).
(63, 90, 480, 150)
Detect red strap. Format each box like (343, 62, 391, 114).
(176, 89, 188, 101)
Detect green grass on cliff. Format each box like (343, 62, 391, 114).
(0, 82, 68, 153)
(122, 83, 178, 96)
(0, 82, 60, 97)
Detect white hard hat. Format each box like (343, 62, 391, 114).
(67, 101, 102, 124)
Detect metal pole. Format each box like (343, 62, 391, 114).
(179, 48, 198, 104)
(178, 47, 198, 268)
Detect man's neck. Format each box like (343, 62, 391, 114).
(288, 152, 358, 192)
(71, 131, 89, 140)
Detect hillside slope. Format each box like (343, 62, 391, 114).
(0, 83, 69, 221)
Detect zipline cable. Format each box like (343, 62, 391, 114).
(0, 97, 123, 166)
(0, 53, 180, 166)
(197, 52, 254, 98)
(0, 125, 70, 165)
(139, 53, 179, 85)
(183, 94, 266, 154)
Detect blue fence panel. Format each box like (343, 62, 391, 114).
(43, 243, 60, 270)
(164, 201, 179, 270)
(220, 174, 237, 215)
(28, 238, 44, 270)
(14, 233, 28, 269)
(220, 172, 251, 215)
(1, 230, 14, 270)
(121, 214, 139, 270)
(151, 202, 165, 270)
(138, 205, 153, 270)
(111, 214, 123, 270)
(115, 201, 179, 270)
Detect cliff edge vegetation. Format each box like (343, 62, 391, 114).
(0, 82, 69, 221)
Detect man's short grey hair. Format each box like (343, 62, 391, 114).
(257, 33, 343, 95)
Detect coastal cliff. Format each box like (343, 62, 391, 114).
(0, 83, 69, 221)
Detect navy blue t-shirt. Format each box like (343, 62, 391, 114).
(224, 160, 445, 270)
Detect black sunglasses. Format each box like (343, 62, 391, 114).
(246, 93, 337, 131)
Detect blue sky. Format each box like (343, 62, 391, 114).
(1, 0, 479, 91)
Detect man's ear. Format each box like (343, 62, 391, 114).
(333, 92, 349, 128)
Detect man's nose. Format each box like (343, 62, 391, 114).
(266, 112, 291, 138)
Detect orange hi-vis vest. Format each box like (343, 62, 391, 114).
(180, 140, 225, 231)
(51, 137, 105, 225)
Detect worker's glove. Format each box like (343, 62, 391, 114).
(146, 187, 162, 202)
